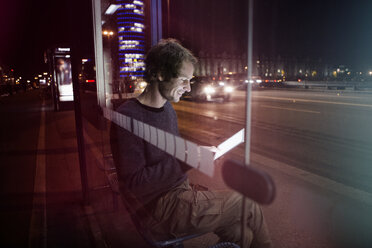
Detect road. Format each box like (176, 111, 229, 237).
(174, 89, 372, 193)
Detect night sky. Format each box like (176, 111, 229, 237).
(1, 0, 372, 79)
(0, 0, 93, 78)
(260, 0, 372, 69)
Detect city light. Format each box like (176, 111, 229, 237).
(103, 30, 114, 36)
(133, 0, 144, 5)
(116, 0, 145, 79)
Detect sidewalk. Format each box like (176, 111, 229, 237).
(38, 102, 372, 248)
(33, 106, 93, 247)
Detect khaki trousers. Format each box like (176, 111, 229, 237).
(144, 179, 272, 248)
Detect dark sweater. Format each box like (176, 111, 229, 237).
(111, 98, 187, 207)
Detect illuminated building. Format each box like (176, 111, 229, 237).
(116, 0, 145, 80)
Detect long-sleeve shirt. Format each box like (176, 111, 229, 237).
(110, 98, 187, 207)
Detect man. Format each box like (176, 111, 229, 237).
(111, 39, 272, 248)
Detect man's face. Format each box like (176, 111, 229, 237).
(159, 61, 194, 103)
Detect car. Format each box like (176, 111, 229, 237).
(183, 76, 234, 102)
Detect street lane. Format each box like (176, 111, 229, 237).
(0, 90, 42, 247)
(175, 89, 372, 193)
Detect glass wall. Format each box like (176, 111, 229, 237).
(80, 0, 372, 247)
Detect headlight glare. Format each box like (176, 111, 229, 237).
(204, 86, 216, 94)
(224, 86, 234, 93)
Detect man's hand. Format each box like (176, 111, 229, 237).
(199, 145, 219, 154)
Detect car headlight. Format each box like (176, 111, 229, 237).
(224, 86, 234, 93)
(204, 86, 216, 94)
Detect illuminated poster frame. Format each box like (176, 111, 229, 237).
(53, 48, 74, 102)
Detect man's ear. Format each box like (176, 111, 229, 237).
(157, 72, 164, 82)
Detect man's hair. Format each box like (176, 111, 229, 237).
(144, 38, 197, 83)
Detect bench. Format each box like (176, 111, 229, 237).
(105, 162, 239, 248)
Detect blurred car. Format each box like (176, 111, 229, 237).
(183, 76, 234, 102)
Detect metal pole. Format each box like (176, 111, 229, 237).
(70, 1, 90, 205)
(157, 0, 162, 41)
(167, 0, 170, 37)
(151, 0, 162, 46)
(241, 0, 254, 247)
(151, 0, 157, 45)
(91, 0, 106, 108)
(71, 48, 90, 205)
(245, 0, 254, 166)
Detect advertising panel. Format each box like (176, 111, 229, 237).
(54, 56, 73, 101)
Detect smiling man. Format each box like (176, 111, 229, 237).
(111, 39, 272, 248)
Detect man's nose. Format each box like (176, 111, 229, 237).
(184, 80, 191, 92)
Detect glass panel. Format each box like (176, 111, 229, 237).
(87, 1, 255, 246)
(84, 0, 372, 247)
(250, 0, 372, 247)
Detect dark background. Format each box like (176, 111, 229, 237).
(1, 0, 372, 78)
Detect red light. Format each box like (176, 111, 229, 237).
(129, 85, 132, 88)
(274, 80, 277, 82)
(86, 79, 95, 83)
(11, 69, 14, 72)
